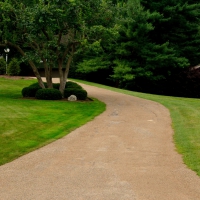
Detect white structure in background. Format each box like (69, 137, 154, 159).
(4, 48, 10, 74)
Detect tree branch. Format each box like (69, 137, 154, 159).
(4, 41, 45, 88)
(42, 28, 50, 40)
(64, 44, 75, 78)
(57, 31, 62, 46)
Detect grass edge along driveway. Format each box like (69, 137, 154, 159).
(0, 77, 105, 165)
(72, 78, 200, 177)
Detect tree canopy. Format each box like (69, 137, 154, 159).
(111, 0, 189, 86)
(140, 0, 200, 66)
(0, 0, 115, 94)
(1, 0, 200, 96)
(74, 0, 200, 90)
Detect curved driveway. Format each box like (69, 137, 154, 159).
(0, 82, 200, 200)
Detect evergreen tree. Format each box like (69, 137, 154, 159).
(111, 0, 189, 87)
(140, 0, 200, 66)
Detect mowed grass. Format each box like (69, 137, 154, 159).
(0, 77, 106, 165)
(72, 79, 200, 176)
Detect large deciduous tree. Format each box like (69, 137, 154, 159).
(0, 0, 114, 94)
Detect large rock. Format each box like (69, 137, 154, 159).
(68, 95, 77, 101)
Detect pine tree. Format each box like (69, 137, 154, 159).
(111, 0, 189, 87)
(140, 0, 200, 66)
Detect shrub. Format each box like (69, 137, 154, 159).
(35, 88, 62, 100)
(7, 58, 20, 76)
(53, 83, 60, 89)
(52, 81, 82, 90)
(22, 82, 44, 97)
(65, 81, 82, 89)
(0, 58, 6, 75)
(29, 82, 47, 88)
(22, 87, 31, 97)
(64, 88, 87, 100)
(21, 86, 41, 97)
(28, 82, 41, 88)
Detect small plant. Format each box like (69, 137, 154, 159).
(7, 58, 21, 76)
(35, 88, 62, 100)
(0, 58, 6, 75)
(64, 88, 87, 100)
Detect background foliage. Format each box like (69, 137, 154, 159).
(72, 0, 200, 97)
(1, 0, 200, 97)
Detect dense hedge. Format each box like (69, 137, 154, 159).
(64, 88, 87, 100)
(35, 88, 62, 100)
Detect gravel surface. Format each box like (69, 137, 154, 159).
(0, 79, 200, 200)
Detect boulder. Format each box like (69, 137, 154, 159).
(68, 95, 77, 101)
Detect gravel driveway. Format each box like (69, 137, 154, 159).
(0, 81, 200, 200)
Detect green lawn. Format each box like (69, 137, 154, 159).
(0, 77, 106, 165)
(72, 79, 200, 176)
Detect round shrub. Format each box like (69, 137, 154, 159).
(28, 82, 41, 88)
(65, 81, 82, 89)
(24, 82, 49, 97)
(22, 87, 31, 97)
(64, 88, 87, 100)
(29, 82, 48, 88)
(35, 88, 62, 100)
(53, 82, 82, 90)
(21, 83, 42, 97)
(7, 58, 20, 76)
(53, 83, 60, 89)
(0, 58, 6, 75)
(21, 86, 41, 97)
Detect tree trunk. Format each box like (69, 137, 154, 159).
(6, 42, 45, 88)
(58, 44, 75, 96)
(64, 54, 73, 83)
(58, 53, 74, 96)
(45, 67, 53, 88)
(43, 59, 53, 88)
(58, 60, 65, 96)
(28, 60, 45, 88)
